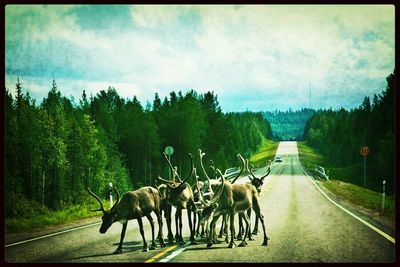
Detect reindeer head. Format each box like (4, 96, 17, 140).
(157, 153, 194, 206)
(195, 168, 225, 223)
(87, 187, 120, 234)
(245, 158, 272, 193)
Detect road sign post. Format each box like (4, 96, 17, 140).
(360, 146, 369, 188)
(164, 146, 174, 180)
(381, 180, 386, 213)
(109, 182, 113, 207)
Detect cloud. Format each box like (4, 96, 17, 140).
(5, 5, 395, 111)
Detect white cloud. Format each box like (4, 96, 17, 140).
(6, 5, 395, 111)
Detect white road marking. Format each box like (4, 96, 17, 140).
(5, 221, 102, 248)
(157, 223, 223, 262)
(297, 158, 395, 244)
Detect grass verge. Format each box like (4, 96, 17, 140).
(5, 202, 109, 234)
(297, 141, 395, 221)
(250, 139, 279, 167)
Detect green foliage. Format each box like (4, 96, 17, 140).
(249, 139, 279, 167)
(302, 71, 394, 194)
(264, 108, 314, 140)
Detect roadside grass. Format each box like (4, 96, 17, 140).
(5, 202, 109, 234)
(322, 180, 395, 219)
(250, 139, 279, 167)
(297, 141, 395, 221)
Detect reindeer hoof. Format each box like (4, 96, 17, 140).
(113, 248, 123, 254)
(262, 237, 270, 246)
(160, 241, 166, 248)
(150, 243, 157, 250)
(236, 235, 243, 241)
(252, 229, 259, 235)
(239, 241, 248, 247)
(142, 247, 149, 252)
(248, 235, 255, 241)
(207, 243, 213, 248)
(228, 242, 236, 248)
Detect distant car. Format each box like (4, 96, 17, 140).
(274, 156, 283, 163)
(314, 166, 329, 180)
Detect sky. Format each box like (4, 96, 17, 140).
(5, 5, 395, 112)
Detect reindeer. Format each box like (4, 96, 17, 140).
(236, 158, 272, 240)
(193, 155, 218, 238)
(157, 153, 197, 245)
(156, 183, 174, 243)
(87, 186, 165, 254)
(197, 150, 246, 244)
(196, 155, 270, 248)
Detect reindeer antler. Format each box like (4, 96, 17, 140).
(87, 187, 105, 213)
(199, 149, 211, 182)
(231, 154, 246, 184)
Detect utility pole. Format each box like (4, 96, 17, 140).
(309, 82, 312, 110)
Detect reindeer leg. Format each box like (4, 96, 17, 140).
(228, 211, 236, 248)
(137, 217, 148, 252)
(165, 205, 174, 243)
(218, 215, 225, 238)
(175, 208, 180, 243)
(254, 200, 269, 246)
(239, 212, 250, 247)
(188, 207, 197, 244)
(195, 211, 200, 237)
(200, 223, 205, 238)
(207, 214, 220, 247)
(155, 209, 166, 248)
(237, 213, 243, 240)
(113, 222, 127, 254)
(252, 210, 260, 235)
(157, 208, 163, 240)
(224, 213, 229, 243)
(146, 214, 157, 250)
(177, 208, 185, 245)
(247, 209, 255, 241)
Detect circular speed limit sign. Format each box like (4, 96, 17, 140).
(360, 146, 370, 156)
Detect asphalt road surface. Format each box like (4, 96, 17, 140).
(4, 142, 395, 263)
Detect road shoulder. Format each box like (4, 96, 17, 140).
(5, 216, 101, 245)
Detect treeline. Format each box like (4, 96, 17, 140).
(303, 71, 394, 194)
(264, 108, 315, 140)
(5, 80, 272, 217)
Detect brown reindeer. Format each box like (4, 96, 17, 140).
(236, 157, 272, 240)
(157, 153, 197, 245)
(197, 156, 269, 248)
(87, 186, 165, 254)
(156, 183, 174, 243)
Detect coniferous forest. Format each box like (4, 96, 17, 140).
(303, 71, 395, 194)
(264, 108, 315, 141)
(5, 80, 272, 218)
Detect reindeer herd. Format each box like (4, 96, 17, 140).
(87, 149, 272, 254)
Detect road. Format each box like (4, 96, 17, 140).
(4, 142, 395, 263)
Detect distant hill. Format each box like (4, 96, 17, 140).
(264, 108, 315, 141)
